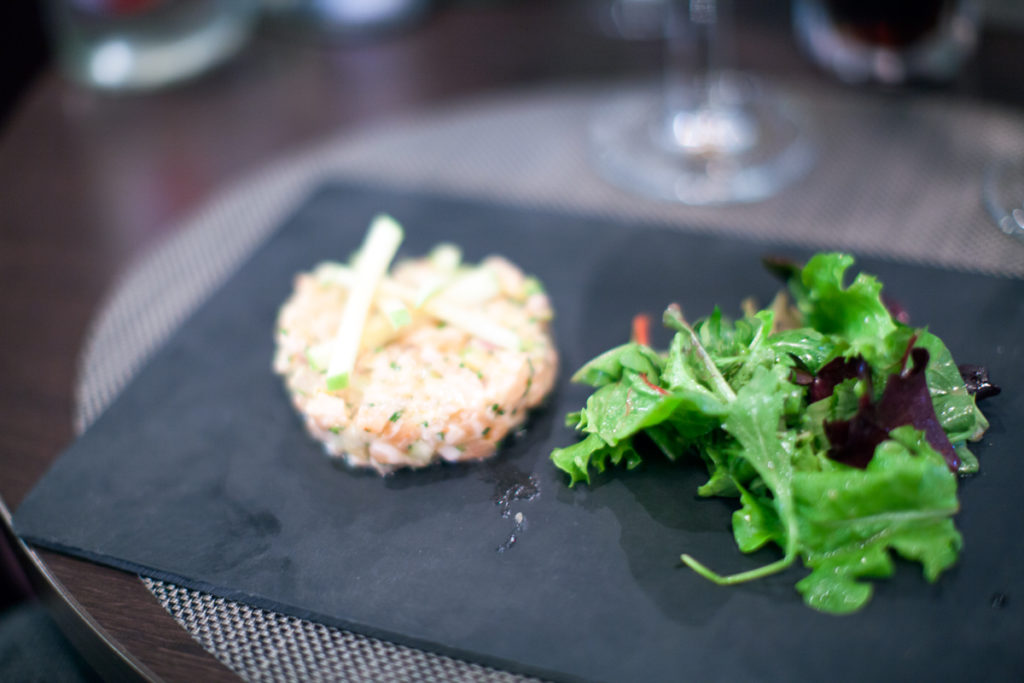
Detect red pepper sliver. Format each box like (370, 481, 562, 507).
(632, 313, 651, 347)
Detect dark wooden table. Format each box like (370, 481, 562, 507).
(1, 1, 1021, 680)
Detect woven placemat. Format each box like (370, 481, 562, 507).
(73, 82, 1024, 681)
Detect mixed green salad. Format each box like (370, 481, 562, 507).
(550, 253, 997, 614)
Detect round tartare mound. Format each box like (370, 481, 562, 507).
(273, 252, 558, 474)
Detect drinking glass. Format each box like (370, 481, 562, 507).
(261, 0, 432, 40)
(594, 0, 668, 41)
(47, 0, 258, 92)
(983, 159, 1024, 242)
(792, 0, 980, 85)
(590, 0, 814, 205)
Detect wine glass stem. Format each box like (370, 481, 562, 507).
(662, 0, 754, 155)
(665, 0, 731, 107)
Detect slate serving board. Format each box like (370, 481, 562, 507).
(14, 183, 1024, 682)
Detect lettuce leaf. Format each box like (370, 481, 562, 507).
(794, 427, 961, 613)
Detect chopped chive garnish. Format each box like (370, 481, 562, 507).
(389, 411, 403, 422)
(522, 358, 534, 397)
(524, 275, 545, 296)
(306, 343, 332, 374)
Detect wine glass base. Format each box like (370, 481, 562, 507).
(589, 87, 815, 205)
(983, 158, 1024, 241)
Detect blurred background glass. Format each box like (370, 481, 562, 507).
(984, 159, 1024, 242)
(261, 0, 432, 40)
(793, 0, 980, 84)
(591, 0, 668, 41)
(590, 0, 814, 205)
(45, 0, 259, 92)
(43, 0, 441, 92)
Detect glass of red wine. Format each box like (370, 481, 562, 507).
(792, 1, 1021, 243)
(589, 0, 815, 205)
(792, 0, 980, 84)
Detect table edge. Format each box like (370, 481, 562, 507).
(2, 493, 162, 683)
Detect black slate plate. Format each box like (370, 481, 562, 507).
(14, 183, 1024, 682)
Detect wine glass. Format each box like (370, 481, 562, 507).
(590, 0, 815, 205)
(789, 0, 1010, 244)
(593, 0, 668, 40)
(792, 0, 980, 85)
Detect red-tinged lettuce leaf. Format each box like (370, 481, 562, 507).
(807, 355, 871, 403)
(881, 293, 911, 324)
(793, 427, 961, 613)
(959, 363, 1001, 400)
(556, 367, 727, 484)
(909, 330, 990, 448)
(581, 370, 720, 447)
(761, 254, 802, 282)
(767, 254, 990, 464)
(875, 325, 989, 451)
(822, 406, 888, 470)
(825, 348, 960, 472)
(571, 342, 664, 388)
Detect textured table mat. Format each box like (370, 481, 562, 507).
(71, 82, 1024, 682)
